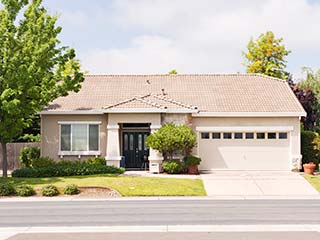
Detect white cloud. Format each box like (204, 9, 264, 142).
(81, 0, 320, 77)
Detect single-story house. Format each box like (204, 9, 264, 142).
(40, 74, 306, 172)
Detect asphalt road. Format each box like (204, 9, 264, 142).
(0, 199, 320, 227)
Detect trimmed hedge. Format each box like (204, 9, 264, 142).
(12, 164, 125, 178)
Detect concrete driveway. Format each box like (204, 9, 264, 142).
(200, 171, 319, 197)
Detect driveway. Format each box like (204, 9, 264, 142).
(200, 171, 319, 197)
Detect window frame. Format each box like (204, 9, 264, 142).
(212, 132, 221, 139)
(223, 132, 232, 139)
(234, 132, 243, 139)
(58, 121, 101, 156)
(267, 132, 277, 139)
(278, 132, 288, 139)
(256, 132, 266, 139)
(201, 132, 210, 139)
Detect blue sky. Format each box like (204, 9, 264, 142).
(42, 0, 320, 80)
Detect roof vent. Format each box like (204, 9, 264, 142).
(146, 80, 151, 85)
(161, 88, 167, 95)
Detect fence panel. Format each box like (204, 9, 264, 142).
(0, 142, 40, 170)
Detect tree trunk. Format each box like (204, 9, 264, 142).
(1, 140, 8, 178)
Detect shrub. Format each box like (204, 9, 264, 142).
(86, 157, 106, 166)
(0, 183, 15, 196)
(41, 185, 59, 197)
(32, 157, 55, 169)
(184, 155, 201, 166)
(146, 123, 197, 160)
(301, 130, 319, 165)
(56, 160, 82, 166)
(63, 184, 80, 195)
(162, 160, 184, 174)
(12, 164, 125, 178)
(15, 185, 36, 197)
(19, 147, 40, 168)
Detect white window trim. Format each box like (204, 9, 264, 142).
(196, 126, 294, 132)
(58, 121, 101, 156)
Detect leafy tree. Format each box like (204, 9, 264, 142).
(0, 0, 84, 177)
(299, 67, 320, 101)
(243, 31, 291, 80)
(298, 68, 320, 131)
(168, 69, 177, 74)
(146, 123, 196, 160)
(288, 77, 319, 131)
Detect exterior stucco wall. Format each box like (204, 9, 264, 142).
(108, 113, 161, 125)
(41, 114, 107, 161)
(192, 116, 301, 170)
(161, 113, 192, 126)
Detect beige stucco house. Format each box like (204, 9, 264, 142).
(40, 74, 306, 172)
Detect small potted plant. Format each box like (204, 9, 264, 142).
(184, 155, 201, 174)
(303, 162, 316, 175)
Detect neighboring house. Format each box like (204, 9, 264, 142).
(40, 74, 306, 172)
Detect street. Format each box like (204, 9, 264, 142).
(0, 199, 319, 227)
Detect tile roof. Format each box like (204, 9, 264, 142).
(45, 74, 305, 114)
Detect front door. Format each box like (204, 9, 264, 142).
(122, 132, 149, 169)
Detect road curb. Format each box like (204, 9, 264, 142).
(0, 195, 319, 202)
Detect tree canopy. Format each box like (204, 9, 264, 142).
(0, 0, 84, 176)
(243, 31, 290, 80)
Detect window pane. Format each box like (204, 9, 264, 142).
(61, 125, 71, 151)
(89, 125, 99, 151)
(268, 132, 276, 139)
(124, 134, 128, 151)
(212, 132, 221, 139)
(246, 133, 254, 139)
(201, 132, 210, 139)
(72, 124, 88, 151)
(138, 134, 142, 151)
(223, 132, 232, 139)
(129, 134, 134, 150)
(234, 133, 243, 139)
(257, 132, 265, 139)
(279, 132, 288, 139)
(144, 134, 149, 150)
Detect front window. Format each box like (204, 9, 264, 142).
(60, 123, 99, 153)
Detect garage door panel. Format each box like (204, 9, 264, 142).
(199, 138, 290, 170)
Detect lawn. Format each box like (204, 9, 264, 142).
(304, 175, 320, 192)
(0, 174, 206, 196)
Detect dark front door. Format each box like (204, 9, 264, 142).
(122, 132, 149, 169)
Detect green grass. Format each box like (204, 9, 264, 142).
(0, 174, 206, 196)
(304, 175, 320, 192)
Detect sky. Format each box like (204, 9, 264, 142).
(42, 0, 320, 80)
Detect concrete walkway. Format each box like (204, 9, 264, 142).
(201, 171, 319, 197)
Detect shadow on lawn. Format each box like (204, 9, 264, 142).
(0, 174, 120, 186)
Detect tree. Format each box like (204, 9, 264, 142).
(0, 0, 84, 177)
(288, 77, 319, 131)
(146, 123, 196, 160)
(168, 69, 177, 74)
(243, 31, 291, 80)
(297, 68, 320, 132)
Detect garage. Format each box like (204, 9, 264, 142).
(197, 126, 292, 171)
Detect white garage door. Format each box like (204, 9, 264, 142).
(198, 131, 290, 170)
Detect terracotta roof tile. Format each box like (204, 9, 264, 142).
(45, 74, 305, 113)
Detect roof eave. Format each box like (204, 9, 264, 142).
(193, 112, 307, 117)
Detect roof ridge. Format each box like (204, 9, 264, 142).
(84, 73, 267, 78)
(103, 94, 151, 109)
(151, 94, 198, 110)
